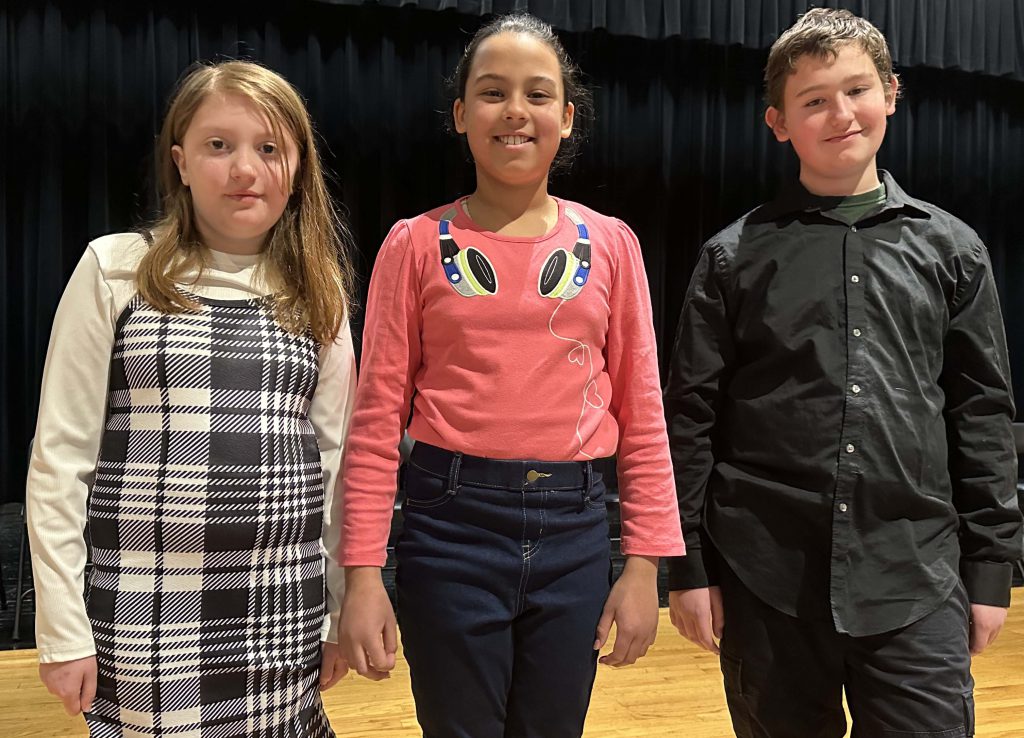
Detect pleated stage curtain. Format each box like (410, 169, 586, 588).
(2, 0, 1023, 500)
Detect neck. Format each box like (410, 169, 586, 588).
(800, 164, 882, 198)
(195, 219, 266, 256)
(466, 173, 557, 236)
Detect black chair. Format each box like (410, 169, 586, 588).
(0, 539, 7, 611)
(13, 439, 35, 642)
(12, 502, 32, 641)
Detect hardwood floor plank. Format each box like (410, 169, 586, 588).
(3, 591, 1021, 737)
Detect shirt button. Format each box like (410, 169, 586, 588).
(851, 275, 860, 284)
(846, 443, 855, 453)
(851, 226, 858, 232)
(851, 384, 861, 394)
(839, 503, 848, 512)
(852, 328, 862, 337)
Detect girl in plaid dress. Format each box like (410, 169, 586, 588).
(27, 60, 356, 737)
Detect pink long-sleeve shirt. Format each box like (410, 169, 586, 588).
(341, 197, 684, 565)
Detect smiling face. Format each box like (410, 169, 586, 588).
(453, 31, 575, 190)
(171, 92, 299, 254)
(765, 43, 897, 196)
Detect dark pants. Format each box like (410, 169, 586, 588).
(718, 561, 975, 738)
(395, 442, 612, 738)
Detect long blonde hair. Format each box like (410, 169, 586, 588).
(137, 60, 354, 343)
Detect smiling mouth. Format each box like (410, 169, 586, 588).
(827, 130, 862, 142)
(495, 135, 533, 145)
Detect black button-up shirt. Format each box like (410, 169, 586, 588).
(665, 171, 1021, 636)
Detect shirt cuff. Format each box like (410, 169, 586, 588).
(960, 559, 1013, 607)
(667, 532, 720, 590)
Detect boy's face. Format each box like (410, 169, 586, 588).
(765, 43, 897, 196)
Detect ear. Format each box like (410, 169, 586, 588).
(560, 101, 575, 140)
(765, 106, 790, 143)
(885, 75, 899, 116)
(453, 98, 467, 134)
(171, 145, 189, 186)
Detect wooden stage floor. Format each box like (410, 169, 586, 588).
(2, 590, 1022, 737)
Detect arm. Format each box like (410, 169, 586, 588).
(663, 243, 734, 653)
(939, 242, 1021, 652)
(338, 221, 422, 679)
(663, 242, 735, 591)
(595, 222, 684, 666)
(340, 220, 423, 567)
(27, 247, 116, 661)
(309, 324, 358, 645)
(26, 247, 117, 711)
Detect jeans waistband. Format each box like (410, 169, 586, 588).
(408, 441, 614, 493)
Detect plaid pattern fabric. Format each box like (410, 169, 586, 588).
(84, 294, 334, 738)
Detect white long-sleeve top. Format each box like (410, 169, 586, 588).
(26, 232, 355, 663)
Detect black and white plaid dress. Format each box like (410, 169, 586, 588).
(83, 292, 335, 738)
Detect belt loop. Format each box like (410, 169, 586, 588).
(579, 460, 593, 510)
(447, 451, 463, 495)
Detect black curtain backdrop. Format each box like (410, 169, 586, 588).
(2, 0, 1023, 502)
(315, 0, 1024, 81)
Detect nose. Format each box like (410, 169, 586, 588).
(503, 92, 528, 122)
(831, 95, 855, 124)
(230, 148, 258, 181)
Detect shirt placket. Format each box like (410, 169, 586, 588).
(830, 222, 867, 633)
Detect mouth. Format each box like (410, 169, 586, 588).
(227, 191, 261, 201)
(826, 130, 862, 143)
(494, 135, 533, 146)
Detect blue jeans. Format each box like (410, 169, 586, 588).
(395, 442, 612, 738)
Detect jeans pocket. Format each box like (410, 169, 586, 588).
(962, 692, 975, 737)
(720, 652, 744, 697)
(584, 486, 607, 510)
(403, 463, 457, 510)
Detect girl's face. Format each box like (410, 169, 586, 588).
(453, 32, 574, 189)
(171, 92, 300, 254)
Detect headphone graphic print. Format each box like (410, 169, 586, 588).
(438, 205, 592, 299)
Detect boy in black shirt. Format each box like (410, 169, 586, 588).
(666, 9, 1022, 737)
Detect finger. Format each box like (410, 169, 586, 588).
(615, 633, 645, 666)
(321, 656, 348, 691)
(366, 637, 394, 674)
(382, 621, 399, 669)
(319, 653, 335, 690)
(81, 665, 97, 713)
(347, 641, 371, 677)
(680, 615, 700, 648)
(360, 657, 391, 681)
(61, 691, 81, 717)
(594, 608, 614, 650)
(711, 592, 725, 641)
(696, 615, 720, 655)
(600, 631, 633, 667)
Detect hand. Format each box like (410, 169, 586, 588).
(39, 655, 97, 716)
(338, 567, 398, 681)
(969, 603, 1007, 656)
(669, 586, 723, 655)
(594, 556, 660, 667)
(319, 641, 349, 691)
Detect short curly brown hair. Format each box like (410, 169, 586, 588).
(764, 8, 898, 110)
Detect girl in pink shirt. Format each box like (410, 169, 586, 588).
(338, 13, 684, 737)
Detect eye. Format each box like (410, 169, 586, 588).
(804, 98, 824, 108)
(481, 89, 503, 99)
(260, 142, 278, 155)
(848, 86, 869, 96)
(208, 138, 227, 151)
(528, 91, 553, 101)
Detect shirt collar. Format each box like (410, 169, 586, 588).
(750, 170, 932, 223)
